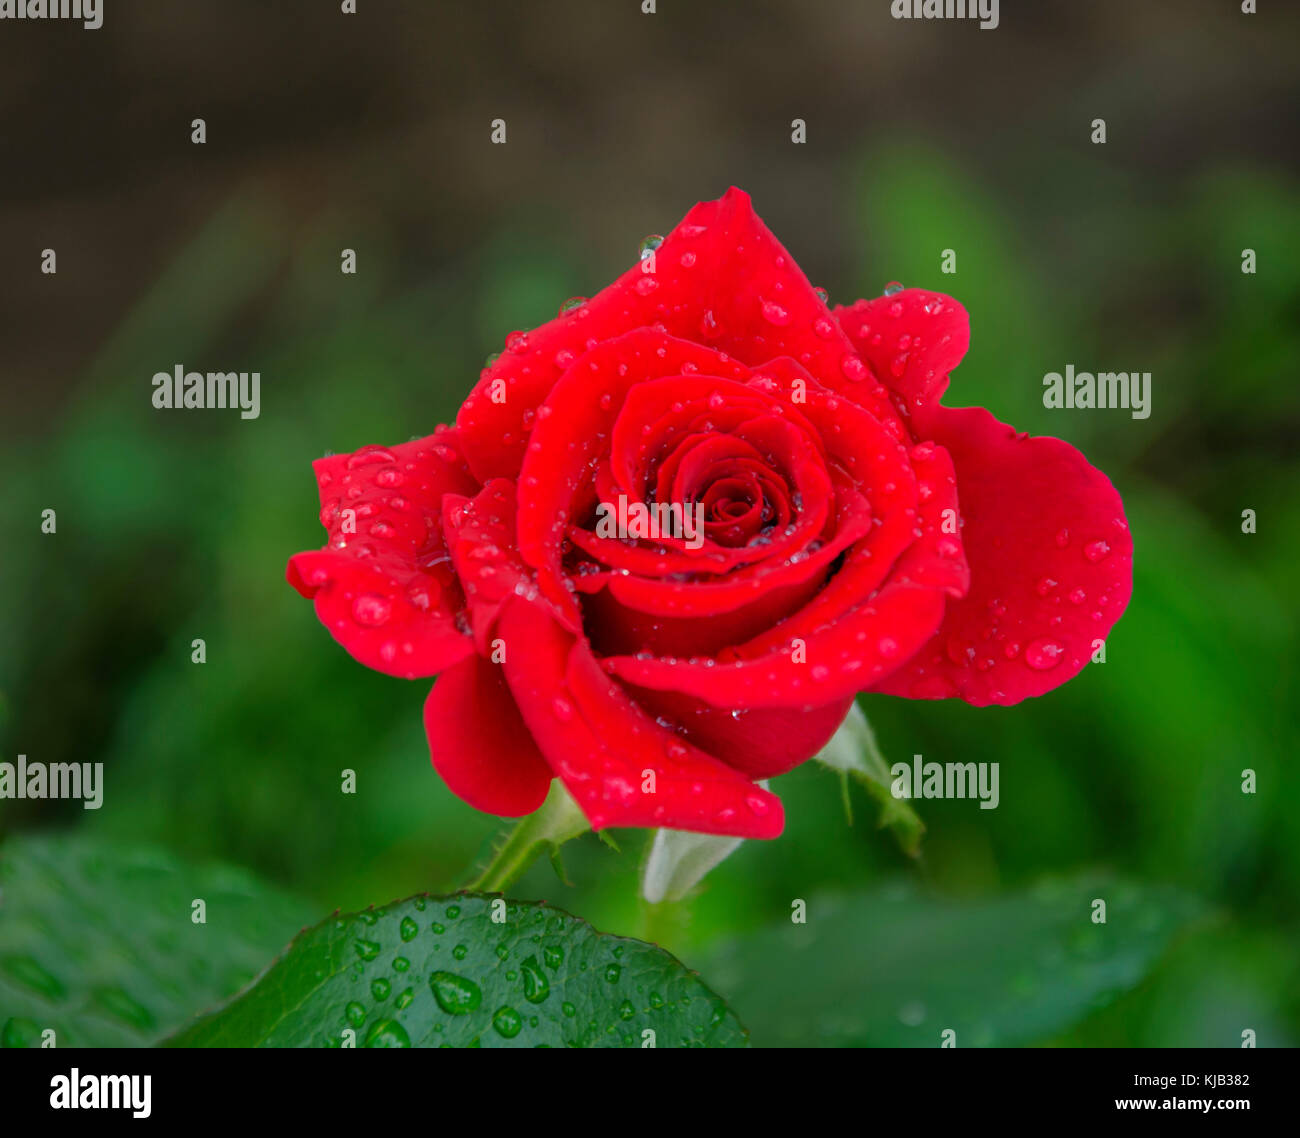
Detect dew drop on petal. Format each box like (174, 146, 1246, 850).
(352, 594, 392, 627)
(840, 354, 868, 382)
(1024, 638, 1065, 670)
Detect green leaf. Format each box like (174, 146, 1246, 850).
(703, 875, 1204, 1047)
(0, 835, 317, 1047)
(814, 702, 924, 855)
(165, 893, 748, 1048)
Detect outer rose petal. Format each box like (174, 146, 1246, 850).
(457, 187, 904, 483)
(834, 288, 970, 410)
(622, 686, 855, 780)
(606, 579, 947, 709)
(441, 477, 573, 653)
(424, 654, 554, 817)
(286, 431, 480, 679)
(873, 406, 1133, 706)
(497, 596, 784, 839)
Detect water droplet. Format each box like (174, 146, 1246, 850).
(760, 299, 791, 326)
(400, 916, 419, 942)
(840, 354, 868, 382)
(355, 939, 381, 962)
(505, 330, 530, 353)
(883, 281, 905, 296)
(814, 286, 829, 303)
(395, 987, 414, 1010)
(452, 944, 468, 961)
(371, 978, 391, 1001)
(430, 971, 482, 1015)
(639, 234, 664, 260)
(543, 945, 564, 970)
(345, 1002, 366, 1027)
(351, 594, 392, 627)
(521, 956, 550, 1003)
(1024, 638, 1065, 670)
(493, 1005, 523, 1038)
(364, 1019, 411, 1048)
(393, 956, 410, 972)
(634, 275, 659, 296)
(604, 964, 622, 983)
(559, 296, 588, 314)
(561, 1001, 577, 1018)
(1083, 540, 1112, 563)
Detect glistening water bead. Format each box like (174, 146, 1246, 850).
(430, 970, 482, 1015)
(639, 234, 664, 260)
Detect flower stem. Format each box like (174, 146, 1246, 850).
(465, 782, 590, 894)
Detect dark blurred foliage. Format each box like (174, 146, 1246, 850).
(1, 0, 1297, 1045)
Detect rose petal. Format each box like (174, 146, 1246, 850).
(605, 580, 946, 709)
(515, 330, 751, 624)
(873, 406, 1132, 705)
(497, 596, 785, 838)
(286, 430, 479, 679)
(834, 288, 970, 411)
(424, 654, 553, 817)
(623, 685, 855, 780)
(457, 187, 904, 481)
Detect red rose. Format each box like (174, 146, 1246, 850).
(287, 188, 1132, 840)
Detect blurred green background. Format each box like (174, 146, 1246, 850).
(1, 0, 1297, 1046)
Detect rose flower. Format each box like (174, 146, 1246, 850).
(288, 189, 1132, 839)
